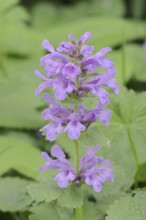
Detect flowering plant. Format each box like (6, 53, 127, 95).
(35, 32, 119, 220)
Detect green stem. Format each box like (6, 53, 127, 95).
(75, 206, 83, 220)
(73, 140, 79, 174)
(73, 140, 83, 220)
(127, 126, 139, 188)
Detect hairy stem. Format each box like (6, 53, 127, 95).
(127, 126, 139, 188)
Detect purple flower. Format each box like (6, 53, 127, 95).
(79, 146, 114, 192)
(64, 113, 86, 139)
(40, 93, 112, 141)
(39, 145, 76, 188)
(62, 63, 81, 81)
(39, 145, 114, 192)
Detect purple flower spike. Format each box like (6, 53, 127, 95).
(39, 145, 114, 192)
(35, 32, 119, 141)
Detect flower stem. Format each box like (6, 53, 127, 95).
(73, 140, 79, 174)
(75, 206, 83, 220)
(73, 140, 83, 220)
(127, 126, 139, 188)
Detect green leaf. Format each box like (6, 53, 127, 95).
(29, 202, 62, 220)
(108, 44, 146, 84)
(29, 202, 74, 220)
(0, 177, 32, 212)
(58, 185, 84, 208)
(106, 191, 146, 220)
(0, 58, 45, 129)
(27, 181, 60, 203)
(83, 201, 100, 220)
(0, 133, 42, 178)
(28, 176, 84, 208)
(97, 87, 146, 178)
(78, 126, 110, 148)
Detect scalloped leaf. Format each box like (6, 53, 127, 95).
(58, 185, 84, 208)
(29, 202, 62, 220)
(106, 191, 146, 220)
(27, 181, 60, 203)
(97, 87, 146, 178)
(0, 177, 32, 212)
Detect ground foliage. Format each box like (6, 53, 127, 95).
(0, 0, 146, 219)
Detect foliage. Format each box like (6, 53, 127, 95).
(106, 190, 146, 220)
(0, 177, 32, 212)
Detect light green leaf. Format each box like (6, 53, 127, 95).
(0, 134, 42, 178)
(78, 126, 110, 148)
(58, 185, 84, 208)
(106, 191, 146, 220)
(98, 87, 146, 178)
(0, 177, 32, 212)
(29, 202, 62, 220)
(108, 44, 146, 84)
(83, 201, 100, 220)
(28, 175, 84, 208)
(27, 181, 60, 203)
(0, 58, 45, 129)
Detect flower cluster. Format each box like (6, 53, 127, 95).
(39, 145, 114, 192)
(35, 32, 119, 141)
(41, 93, 111, 141)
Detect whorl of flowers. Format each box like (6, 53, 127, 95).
(39, 145, 114, 192)
(35, 32, 119, 141)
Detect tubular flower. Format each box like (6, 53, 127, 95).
(39, 145, 114, 192)
(40, 93, 111, 141)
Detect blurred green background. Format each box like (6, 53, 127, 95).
(0, 0, 146, 219)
